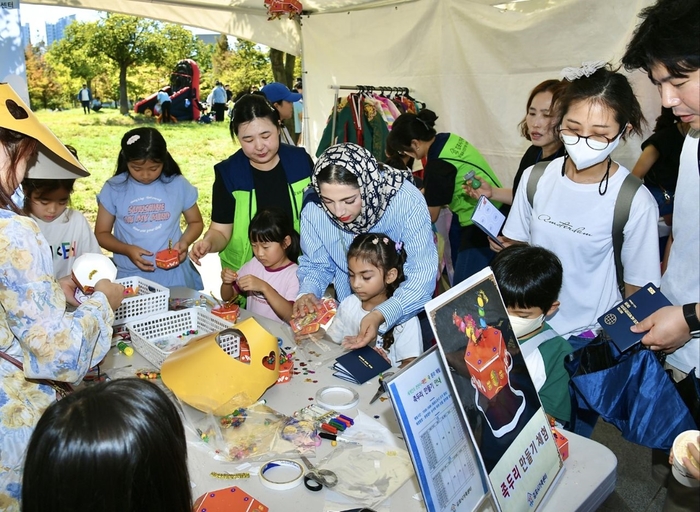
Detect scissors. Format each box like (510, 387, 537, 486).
(300, 454, 338, 492)
(369, 372, 394, 404)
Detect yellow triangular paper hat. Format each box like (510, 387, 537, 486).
(0, 83, 89, 179)
(161, 317, 280, 416)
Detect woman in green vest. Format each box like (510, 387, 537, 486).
(387, 109, 502, 284)
(190, 94, 313, 272)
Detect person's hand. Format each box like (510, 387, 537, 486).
(93, 279, 126, 311)
(221, 268, 238, 285)
(173, 240, 189, 264)
(58, 275, 80, 307)
(125, 245, 154, 272)
(236, 275, 267, 294)
(462, 179, 493, 200)
(292, 293, 319, 318)
(669, 435, 700, 481)
(631, 305, 690, 353)
(488, 235, 511, 253)
(683, 436, 700, 481)
(189, 239, 212, 266)
(344, 310, 384, 349)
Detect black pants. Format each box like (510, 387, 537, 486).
(81, 100, 90, 114)
(161, 101, 172, 123)
(212, 103, 226, 122)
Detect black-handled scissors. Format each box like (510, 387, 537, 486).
(300, 454, 338, 492)
(369, 372, 394, 404)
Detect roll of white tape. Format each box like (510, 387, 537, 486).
(258, 459, 304, 490)
(315, 385, 360, 411)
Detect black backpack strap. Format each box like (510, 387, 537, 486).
(526, 161, 550, 208)
(612, 173, 643, 294)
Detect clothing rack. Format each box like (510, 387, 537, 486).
(328, 85, 413, 146)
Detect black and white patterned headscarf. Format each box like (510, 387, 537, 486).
(312, 143, 413, 235)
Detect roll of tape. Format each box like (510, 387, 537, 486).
(259, 459, 304, 491)
(315, 385, 360, 411)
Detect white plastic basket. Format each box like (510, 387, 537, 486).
(126, 308, 233, 368)
(113, 277, 170, 326)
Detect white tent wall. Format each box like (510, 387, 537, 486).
(302, 0, 659, 184)
(24, 0, 302, 55)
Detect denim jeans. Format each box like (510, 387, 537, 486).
(453, 246, 494, 285)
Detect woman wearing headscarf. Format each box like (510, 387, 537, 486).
(293, 143, 437, 348)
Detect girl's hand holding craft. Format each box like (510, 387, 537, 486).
(221, 268, 238, 285)
(174, 240, 189, 263)
(236, 275, 267, 294)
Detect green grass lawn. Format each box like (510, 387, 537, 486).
(36, 107, 238, 230)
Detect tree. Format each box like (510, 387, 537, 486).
(25, 43, 63, 110)
(49, 22, 102, 91)
(226, 40, 271, 96)
(269, 48, 295, 88)
(87, 14, 197, 115)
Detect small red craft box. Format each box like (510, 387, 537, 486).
(463, 327, 509, 400)
(194, 485, 268, 512)
(211, 304, 240, 323)
(155, 248, 180, 269)
(552, 427, 569, 460)
(277, 359, 293, 384)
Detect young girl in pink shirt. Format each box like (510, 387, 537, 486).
(220, 208, 300, 323)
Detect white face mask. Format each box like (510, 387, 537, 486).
(560, 129, 624, 170)
(508, 314, 545, 339)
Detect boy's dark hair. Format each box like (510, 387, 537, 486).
(552, 65, 645, 139)
(249, 207, 300, 264)
(115, 127, 182, 179)
(621, 0, 700, 78)
(22, 379, 192, 512)
(491, 244, 563, 313)
(229, 93, 280, 139)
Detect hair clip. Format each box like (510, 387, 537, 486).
(395, 241, 403, 252)
(559, 61, 606, 82)
(126, 134, 140, 145)
(416, 116, 432, 131)
(372, 237, 379, 245)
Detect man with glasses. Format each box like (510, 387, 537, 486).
(622, 0, 700, 507)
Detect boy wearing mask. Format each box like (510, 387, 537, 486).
(491, 244, 573, 426)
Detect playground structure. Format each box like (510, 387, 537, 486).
(134, 59, 201, 122)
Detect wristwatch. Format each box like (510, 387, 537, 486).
(682, 303, 700, 333)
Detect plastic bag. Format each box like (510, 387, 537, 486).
(290, 296, 337, 342)
(189, 401, 320, 462)
(290, 297, 342, 366)
(314, 442, 413, 509)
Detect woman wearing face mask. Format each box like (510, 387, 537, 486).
(500, 63, 660, 342)
(464, 79, 567, 214)
(293, 143, 437, 349)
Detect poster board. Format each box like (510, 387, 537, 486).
(384, 346, 497, 512)
(424, 268, 563, 512)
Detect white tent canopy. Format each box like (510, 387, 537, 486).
(25, 0, 659, 182)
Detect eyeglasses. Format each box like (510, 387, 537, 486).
(558, 128, 618, 150)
